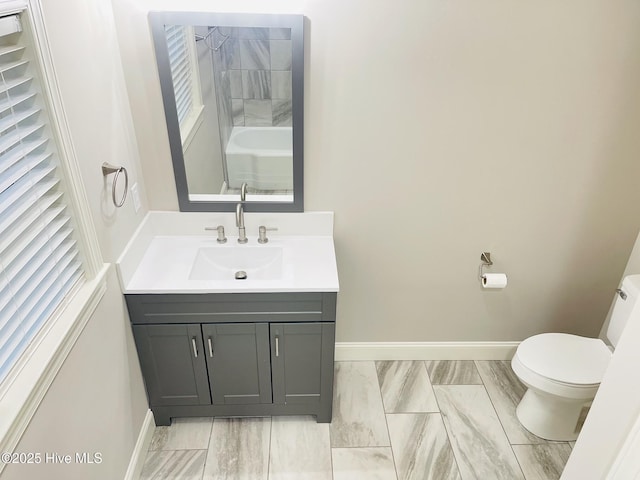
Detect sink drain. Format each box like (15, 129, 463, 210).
(235, 270, 247, 280)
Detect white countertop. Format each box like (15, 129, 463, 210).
(117, 211, 339, 294)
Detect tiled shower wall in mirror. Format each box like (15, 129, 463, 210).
(210, 26, 293, 149)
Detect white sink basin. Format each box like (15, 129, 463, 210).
(189, 245, 284, 281)
(120, 221, 339, 293)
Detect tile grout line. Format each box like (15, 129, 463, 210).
(474, 360, 528, 480)
(374, 360, 400, 480)
(198, 448, 207, 480)
(199, 418, 215, 480)
(426, 360, 464, 480)
(329, 402, 335, 480)
(266, 417, 273, 480)
(329, 366, 335, 480)
(419, 360, 465, 479)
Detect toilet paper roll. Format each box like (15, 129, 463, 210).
(482, 273, 508, 289)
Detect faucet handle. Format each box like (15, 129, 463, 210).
(258, 225, 278, 244)
(205, 225, 227, 243)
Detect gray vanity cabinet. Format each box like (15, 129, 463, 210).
(132, 323, 211, 406)
(270, 323, 335, 407)
(202, 323, 272, 405)
(126, 292, 336, 426)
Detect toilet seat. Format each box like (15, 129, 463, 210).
(512, 354, 601, 400)
(515, 333, 611, 386)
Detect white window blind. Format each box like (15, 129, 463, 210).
(0, 13, 83, 384)
(165, 25, 194, 127)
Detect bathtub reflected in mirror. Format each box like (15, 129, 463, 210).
(149, 12, 304, 212)
(226, 127, 293, 190)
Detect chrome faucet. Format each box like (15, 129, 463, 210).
(236, 203, 247, 243)
(236, 183, 248, 243)
(240, 182, 248, 202)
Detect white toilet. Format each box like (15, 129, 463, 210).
(511, 274, 640, 441)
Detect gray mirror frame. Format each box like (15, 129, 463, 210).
(149, 11, 304, 212)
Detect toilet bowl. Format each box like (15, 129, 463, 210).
(511, 274, 640, 441)
(511, 333, 611, 440)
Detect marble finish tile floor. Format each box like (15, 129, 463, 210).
(140, 361, 575, 480)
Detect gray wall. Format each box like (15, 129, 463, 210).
(3, 1, 150, 479)
(113, 0, 640, 343)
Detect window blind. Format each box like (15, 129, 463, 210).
(165, 25, 193, 127)
(0, 14, 83, 384)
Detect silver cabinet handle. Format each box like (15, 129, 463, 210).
(191, 337, 198, 358)
(275, 336, 279, 357)
(208, 337, 214, 357)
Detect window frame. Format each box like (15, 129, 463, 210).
(0, 0, 107, 465)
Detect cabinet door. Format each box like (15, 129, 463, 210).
(270, 323, 335, 405)
(132, 324, 211, 406)
(202, 323, 272, 405)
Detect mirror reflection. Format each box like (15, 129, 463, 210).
(149, 13, 304, 212)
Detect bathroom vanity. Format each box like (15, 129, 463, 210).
(117, 212, 339, 426)
(126, 292, 335, 425)
(120, 13, 336, 426)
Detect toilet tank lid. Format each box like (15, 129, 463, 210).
(516, 333, 611, 385)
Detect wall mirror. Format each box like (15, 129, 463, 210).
(149, 12, 304, 212)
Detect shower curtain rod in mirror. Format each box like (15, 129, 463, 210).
(194, 26, 229, 51)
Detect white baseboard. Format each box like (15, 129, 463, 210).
(334, 341, 520, 361)
(124, 410, 155, 480)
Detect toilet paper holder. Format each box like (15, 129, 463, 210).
(479, 252, 492, 280)
(478, 252, 508, 288)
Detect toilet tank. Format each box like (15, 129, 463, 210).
(607, 274, 640, 347)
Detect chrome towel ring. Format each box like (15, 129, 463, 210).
(101, 162, 128, 208)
